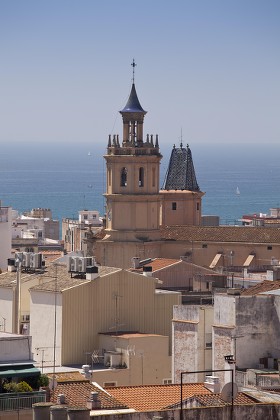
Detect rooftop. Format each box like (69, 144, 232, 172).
(161, 225, 280, 244)
(106, 383, 211, 412)
(0, 263, 120, 292)
(241, 280, 280, 296)
(47, 373, 127, 410)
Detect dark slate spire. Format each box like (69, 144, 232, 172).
(162, 144, 200, 191)
(120, 83, 146, 114)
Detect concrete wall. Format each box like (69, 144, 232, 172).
(235, 295, 280, 368)
(0, 410, 32, 420)
(213, 292, 280, 386)
(30, 290, 62, 367)
(91, 405, 280, 420)
(172, 306, 213, 384)
(0, 334, 32, 361)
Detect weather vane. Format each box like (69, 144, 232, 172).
(131, 59, 136, 83)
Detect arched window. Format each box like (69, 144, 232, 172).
(120, 167, 128, 187)
(139, 167, 144, 187)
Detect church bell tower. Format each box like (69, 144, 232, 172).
(103, 61, 162, 243)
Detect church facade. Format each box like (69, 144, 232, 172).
(97, 72, 203, 268)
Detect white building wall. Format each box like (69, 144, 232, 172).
(0, 333, 32, 361)
(0, 288, 13, 332)
(0, 206, 12, 271)
(30, 290, 62, 367)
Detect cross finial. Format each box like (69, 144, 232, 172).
(131, 59, 136, 83)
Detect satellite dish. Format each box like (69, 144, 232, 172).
(220, 382, 238, 403)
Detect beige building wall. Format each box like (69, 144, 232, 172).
(160, 190, 204, 226)
(160, 240, 280, 269)
(91, 333, 171, 386)
(97, 240, 162, 268)
(61, 269, 181, 365)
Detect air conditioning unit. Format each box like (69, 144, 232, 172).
(30, 253, 43, 269)
(68, 256, 79, 272)
(85, 257, 93, 267)
(78, 257, 87, 273)
(22, 252, 31, 268)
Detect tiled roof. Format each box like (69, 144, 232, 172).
(241, 280, 280, 296)
(106, 383, 211, 412)
(30, 264, 120, 292)
(161, 225, 280, 244)
(187, 392, 259, 407)
(0, 264, 120, 292)
(49, 380, 127, 410)
(130, 258, 181, 273)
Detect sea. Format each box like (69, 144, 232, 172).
(1, 141, 280, 235)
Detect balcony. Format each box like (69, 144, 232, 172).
(0, 391, 46, 411)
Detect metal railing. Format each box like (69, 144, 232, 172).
(0, 391, 46, 411)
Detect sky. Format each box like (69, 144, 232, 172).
(0, 0, 279, 148)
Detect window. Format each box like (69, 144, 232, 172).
(197, 202, 200, 211)
(120, 167, 128, 187)
(139, 167, 144, 187)
(163, 379, 172, 385)
(202, 244, 208, 249)
(103, 382, 117, 388)
(267, 246, 272, 250)
(205, 333, 212, 348)
(172, 202, 177, 210)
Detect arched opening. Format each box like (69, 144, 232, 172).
(120, 167, 128, 187)
(139, 167, 144, 187)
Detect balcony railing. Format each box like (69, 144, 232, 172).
(0, 391, 46, 411)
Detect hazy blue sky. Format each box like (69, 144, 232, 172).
(1, 0, 279, 147)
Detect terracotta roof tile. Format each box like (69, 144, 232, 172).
(188, 392, 259, 407)
(241, 280, 280, 296)
(48, 371, 87, 383)
(50, 380, 127, 409)
(106, 383, 211, 411)
(161, 225, 280, 244)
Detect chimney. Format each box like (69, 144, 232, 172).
(50, 405, 67, 419)
(143, 266, 153, 277)
(86, 266, 99, 281)
(67, 408, 90, 420)
(32, 402, 53, 420)
(132, 257, 141, 269)
(57, 394, 66, 404)
(86, 391, 101, 410)
(81, 364, 91, 379)
(204, 375, 220, 393)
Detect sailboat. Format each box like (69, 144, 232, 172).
(236, 187, 240, 195)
